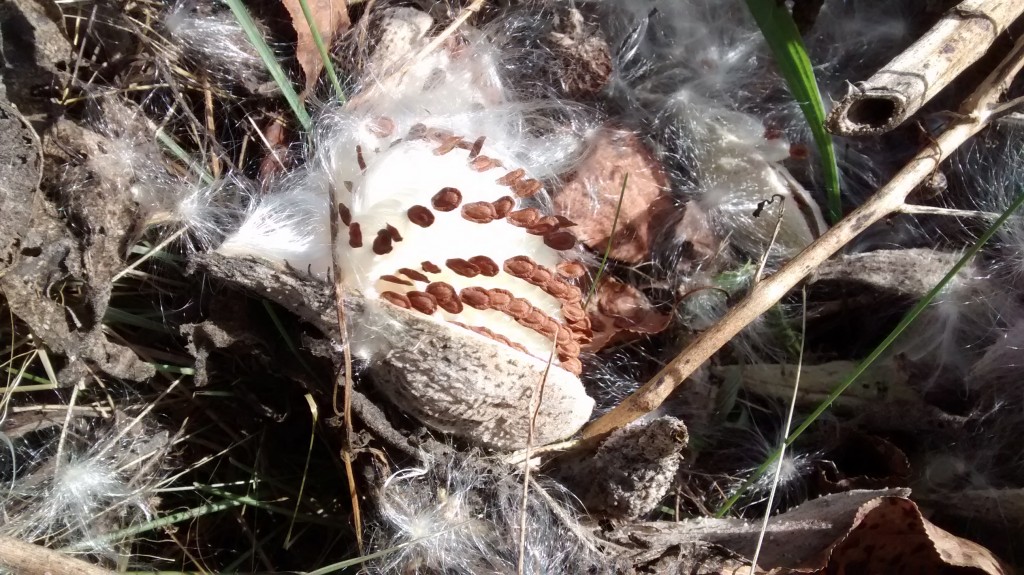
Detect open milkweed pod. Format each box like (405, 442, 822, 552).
(333, 121, 595, 450)
(218, 7, 597, 450)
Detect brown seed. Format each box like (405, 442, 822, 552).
(520, 308, 549, 330)
(407, 123, 428, 139)
(503, 256, 537, 278)
(431, 187, 462, 212)
(554, 215, 576, 228)
(506, 298, 533, 319)
(569, 319, 593, 341)
(559, 339, 581, 358)
(407, 291, 438, 315)
(373, 229, 393, 255)
(425, 281, 457, 300)
(529, 267, 553, 286)
(422, 261, 442, 274)
(492, 196, 515, 218)
(437, 297, 464, 314)
(343, 181, 354, 193)
(356, 145, 366, 171)
(381, 291, 411, 309)
(369, 116, 395, 137)
(506, 208, 541, 228)
(461, 323, 529, 354)
(380, 274, 413, 286)
(349, 223, 363, 248)
(468, 256, 499, 277)
(528, 216, 560, 235)
(446, 258, 481, 278)
(497, 168, 526, 185)
(460, 287, 490, 309)
(544, 231, 577, 251)
(408, 205, 435, 227)
(425, 127, 453, 142)
(426, 282, 463, 314)
(556, 261, 586, 279)
(461, 201, 497, 224)
(560, 302, 586, 323)
(560, 357, 583, 375)
(487, 288, 513, 311)
(338, 203, 352, 226)
(539, 318, 561, 338)
(512, 179, 543, 198)
(434, 135, 463, 155)
(545, 279, 570, 299)
(386, 224, 403, 242)
(470, 155, 501, 171)
(565, 285, 583, 303)
(469, 136, 485, 159)
(399, 268, 430, 283)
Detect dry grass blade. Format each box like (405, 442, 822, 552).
(0, 536, 115, 575)
(517, 333, 557, 575)
(748, 287, 806, 574)
(397, 0, 485, 78)
(327, 181, 363, 553)
(584, 173, 628, 308)
(580, 32, 1024, 444)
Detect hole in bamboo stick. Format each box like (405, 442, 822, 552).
(845, 97, 899, 130)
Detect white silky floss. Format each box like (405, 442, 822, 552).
(218, 8, 596, 450)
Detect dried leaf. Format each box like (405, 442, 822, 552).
(554, 127, 671, 264)
(281, 0, 350, 93)
(800, 496, 1009, 574)
(585, 276, 671, 352)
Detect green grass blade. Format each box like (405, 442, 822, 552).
(745, 0, 841, 222)
(716, 188, 1024, 516)
(103, 307, 175, 333)
(584, 173, 628, 308)
(155, 128, 213, 185)
(296, 0, 345, 102)
(224, 0, 312, 130)
(68, 498, 246, 549)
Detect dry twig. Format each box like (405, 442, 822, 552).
(328, 182, 364, 553)
(0, 536, 115, 575)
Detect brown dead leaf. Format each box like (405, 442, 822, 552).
(281, 0, 350, 93)
(596, 490, 1009, 574)
(789, 496, 1009, 574)
(584, 276, 671, 352)
(554, 127, 672, 264)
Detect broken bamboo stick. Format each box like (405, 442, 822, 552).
(826, 0, 1023, 136)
